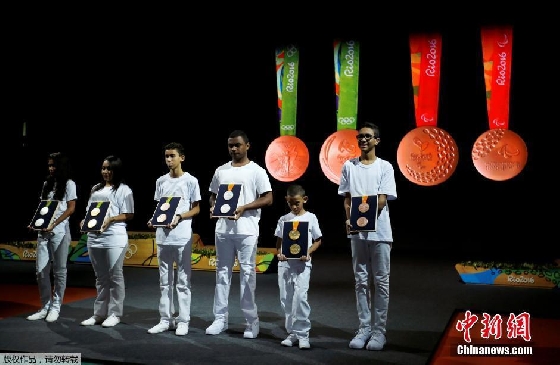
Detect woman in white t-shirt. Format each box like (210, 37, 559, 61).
(80, 155, 134, 328)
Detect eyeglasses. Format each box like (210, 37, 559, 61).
(355, 133, 379, 141)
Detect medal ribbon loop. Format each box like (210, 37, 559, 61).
(292, 220, 299, 231)
(227, 183, 234, 192)
(335, 39, 360, 130)
(410, 33, 442, 127)
(361, 196, 368, 204)
(481, 26, 513, 130)
(276, 45, 299, 136)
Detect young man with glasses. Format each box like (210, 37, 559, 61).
(206, 130, 273, 339)
(338, 122, 397, 351)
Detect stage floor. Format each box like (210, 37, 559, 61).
(1, 248, 558, 365)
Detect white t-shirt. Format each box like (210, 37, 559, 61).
(39, 179, 77, 236)
(209, 161, 272, 236)
(154, 172, 201, 246)
(338, 157, 397, 242)
(86, 183, 134, 248)
(274, 211, 322, 268)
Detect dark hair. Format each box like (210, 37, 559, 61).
(228, 130, 249, 144)
(287, 184, 306, 197)
(164, 142, 185, 156)
(92, 155, 125, 194)
(358, 122, 380, 138)
(42, 152, 72, 201)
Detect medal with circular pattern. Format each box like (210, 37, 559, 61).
(358, 196, 369, 213)
(319, 129, 361, 185)
(87, 219, 97, 229)
(91, 207, 100, 217)
(220, 204, 231, 214)
(397, 126, 459, 186)
(35, 218, 44, 227)
(223, 191, 234, 201)
(289, 244, 301, 255)
(160, 202, 170, 211)
(40, 206, 49, 215)
(357, 217, 368, 227)
(472, 129, 527, 181)
(265, 135, 310, 182)
(288, 230, 300, 240)
(157, 213, 167, 223)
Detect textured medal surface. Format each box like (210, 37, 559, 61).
(319, 129, 360, 185)
(397, 127, 459, 186)
(289, 244, 301, 255)
(356, 217, 368, 227)
(288, 230, 301, 240)
(358, 203, 369, 213)
(472, 129, 527, 181)
(265, 136, 309, 182)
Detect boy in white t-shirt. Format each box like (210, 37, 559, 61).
(274, 184, 322, 349)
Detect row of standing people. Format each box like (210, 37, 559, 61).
(26, 123, 397, 352)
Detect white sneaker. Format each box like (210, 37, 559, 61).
(45, 310, 59, 323)
(205, 318, 228, 335)
(81, 315, 104, 326)
(366, 331, 386, 351)
(349, 328, 372, 349)
(148, 320, 172, 334)
(101, 314, 120, 328)
(281, 334, 298, 347)
(175, 322, 189, 336)
(27, 309, 48, 321)
(243, 319, 259, 339)
(299, 338, 311, 349)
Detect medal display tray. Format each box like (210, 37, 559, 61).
(81, 201, 111, 233)
(211, 183, 242, 218)
(150, 196, 182, 227)
(29, 200, 60, 231)
(349, 195, 378, 233)
(281, 221, 309, 259)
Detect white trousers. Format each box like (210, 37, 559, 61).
(350, 238, 391, 335)
(278, 262, 311, 339)
(35, 226, 71, 312)
(156, 243, 192, 324)
(88, 246, 127, 318)
(212, 233, 258, 323)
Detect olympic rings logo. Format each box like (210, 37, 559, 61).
(286, 45, 298, 57)
(280, 125, 295, 130)
(338, 117, 355, 125)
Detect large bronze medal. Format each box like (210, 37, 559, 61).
(472, 129, 527, 181)
(265, 136, 309, 182)
(319, 129, 360, 185)
(397, 127, 459, 186)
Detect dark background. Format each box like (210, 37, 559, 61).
(5, 10, 552, 262)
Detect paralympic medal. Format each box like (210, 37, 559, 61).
(223, 191, 233, 200)
(319, 129, 361, 185)
(357, 217, 368, 227)
(220, 204, 231, 214)
(160, 202, 170, 211)
(157, 213, 167, 223)
(87, 219, 97, 229)
(397, 127, 459, 186)
(265, 136, 309, 182)
(91, 207, 100, 217)
(40, 206, 49, 215)
(35, 218, 44, 227)
(289, 244, 301, 255)
(472, 129, 527, 181)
